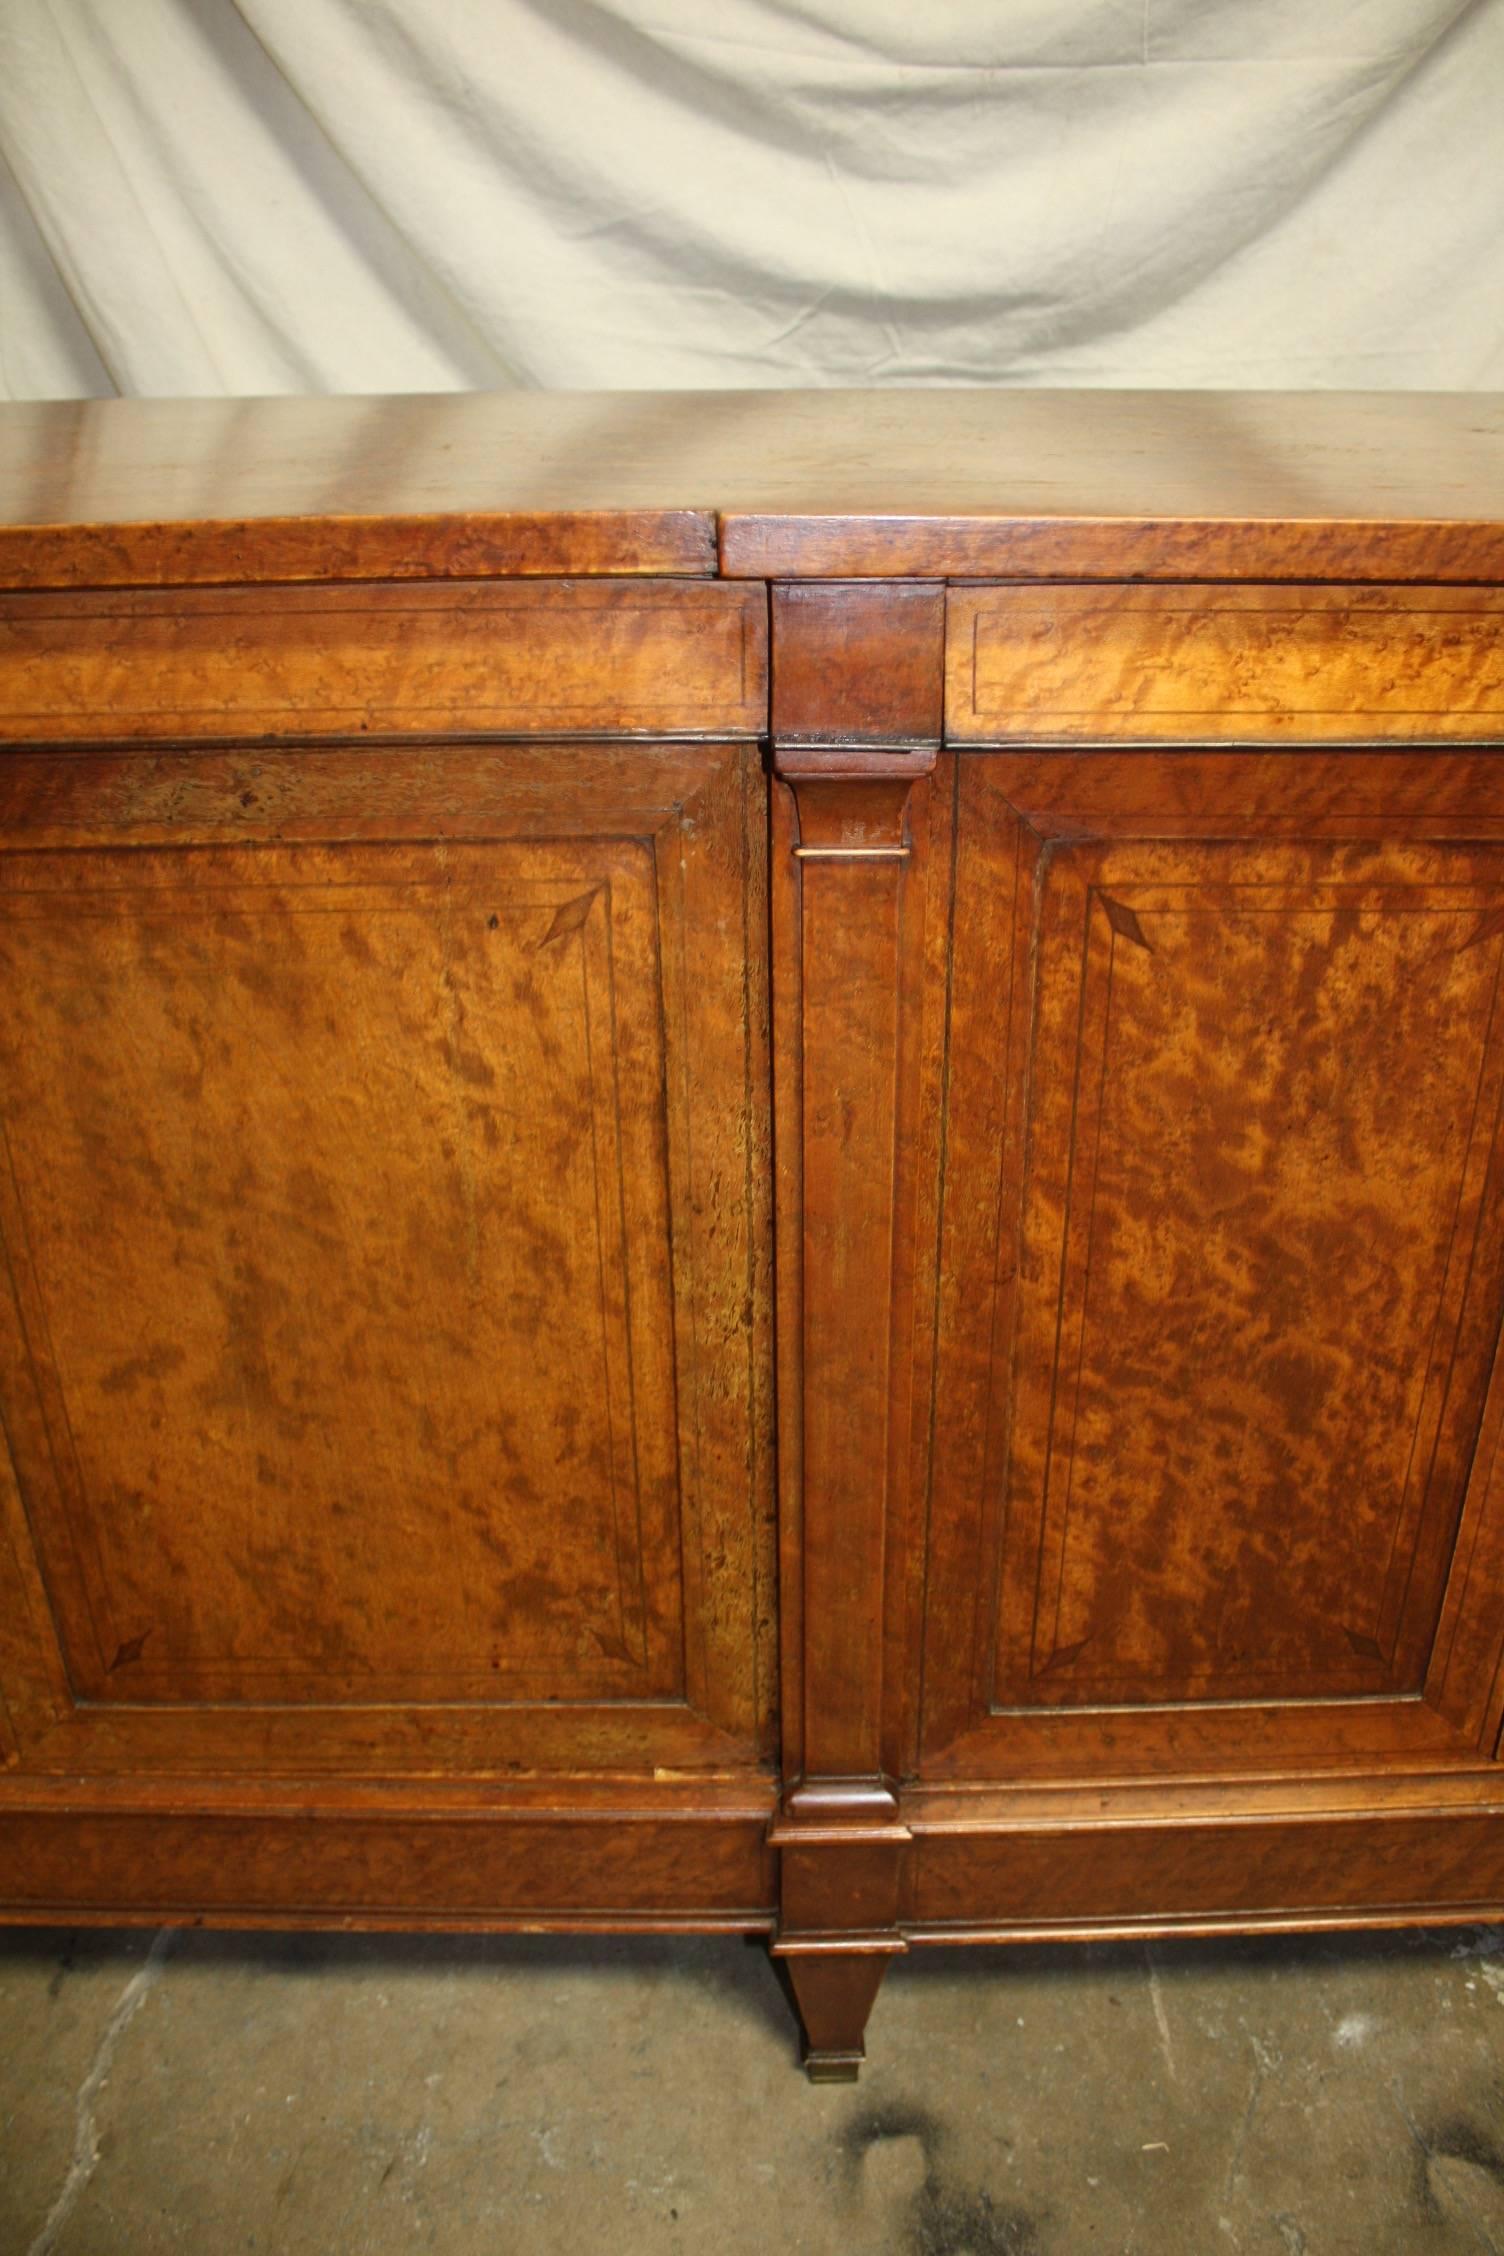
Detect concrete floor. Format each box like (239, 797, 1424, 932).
(4, 1924, 1504, 2253)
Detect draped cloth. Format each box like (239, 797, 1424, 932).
(1, 0, 1499, 400)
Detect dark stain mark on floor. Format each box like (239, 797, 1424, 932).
(911, 2179, 1042, 2256)
(843, 2103, 1043, 2256)
(843, 2102, 947, 2161)
(1425, 2115, 1504, 2184)
(1404, 2101, 1504, 2231)
(46, 1934, 77, 2000)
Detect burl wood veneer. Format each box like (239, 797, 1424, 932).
(3, 391, 1504, 2076)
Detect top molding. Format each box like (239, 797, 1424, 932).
(0, 395, 719, 586)
(0, 389, 1501, 590)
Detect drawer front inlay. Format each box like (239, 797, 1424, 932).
(947, 585, 1504, 744)
(0, 580, 767, 743)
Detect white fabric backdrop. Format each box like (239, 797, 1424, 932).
(0, 0, 1500, 401)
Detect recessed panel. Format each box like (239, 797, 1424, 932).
(996, 841, 1504, 1712)
(0, 840, 681, 1707)
(915, 751, 1504, 1778)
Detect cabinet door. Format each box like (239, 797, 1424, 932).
(920, 748, 1504, 1781)
(0, 742, 773, 1780)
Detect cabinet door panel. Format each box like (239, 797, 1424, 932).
(920, 750, 1504, 1780)
(0, 743, 772, 1777)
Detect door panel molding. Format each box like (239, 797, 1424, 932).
(920, 750, 1504, 1780)
(0, 742, 773, 1777)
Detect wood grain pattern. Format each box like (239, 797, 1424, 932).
(773, 747, 933, 1781)
(1003, 846, 1504, 1709)
(0, 581, 767, 743)
(7, 392, 1502, 593)
(908, 1805, 1504, 1934)
(947, 585, 1504, 744)
(3, 513, 717, 591)
(726, 514, 1504, 585)
(900, 1775, 1504, 1946)
(781, 1951, 896, 2082)
(0, 1778, 777, 1923)
(772, 582, 944, 745)
(1429, 1317, 1504, 1751)
(919, 750, 1504, 1783)
(0, 393, 722, 584)
(0, 741, 773, 1777)
(767, 581, 945, 2073)
(1, 852, 677, 1702)
(715, 391, 1504, 581)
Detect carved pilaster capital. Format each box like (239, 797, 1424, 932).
(774, 743, 938, 861)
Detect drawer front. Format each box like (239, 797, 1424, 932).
(0, 579, 767, 743)
(946, 584, 1504, 744)
(0, 741, 773, 1780)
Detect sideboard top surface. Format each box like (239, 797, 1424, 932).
(0, 389, 1501, 588)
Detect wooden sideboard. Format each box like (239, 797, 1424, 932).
(4, 389, 1504, 2078)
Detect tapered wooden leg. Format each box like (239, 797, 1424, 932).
(783, 1949, 892, 2081)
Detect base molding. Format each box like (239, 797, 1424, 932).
(0, 1775, 778, 1928)
(9, 1768, 1504, 2062)
(901, 1772, 1504, 1935)
(902, 1903, 1504, 1948)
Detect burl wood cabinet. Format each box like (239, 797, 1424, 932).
(4, 390, 1504, 2077)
